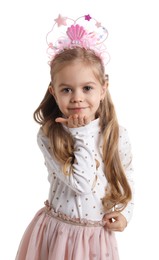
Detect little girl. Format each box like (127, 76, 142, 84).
(16, 14, 134, 260)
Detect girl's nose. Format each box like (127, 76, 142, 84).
(70, 92, 84, 103)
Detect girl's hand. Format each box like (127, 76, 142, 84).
(103, 211, 127, 232)
(55, 114, 91, 128)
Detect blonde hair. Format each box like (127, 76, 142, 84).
(34, 47, 132, 212)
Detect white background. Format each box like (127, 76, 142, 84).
(0, 0, 159, 259)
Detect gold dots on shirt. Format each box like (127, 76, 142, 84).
(85, 198, 88, 201)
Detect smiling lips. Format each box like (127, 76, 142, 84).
(68, 107, 87, 110)
(68, 107, 88, 113)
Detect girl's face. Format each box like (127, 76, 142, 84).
(50, 61, 107, 121)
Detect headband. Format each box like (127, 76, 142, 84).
(46, 14, 110, 65)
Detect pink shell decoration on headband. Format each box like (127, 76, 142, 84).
(66, 24, 86, 42)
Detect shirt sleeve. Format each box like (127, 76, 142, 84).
(37, 124, 98, 195)
(118, 127, 135, 223)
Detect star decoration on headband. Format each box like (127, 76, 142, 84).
(96, 21, 102, 28)
(85, 14, 92, 21)
(54, 14, 67, 27)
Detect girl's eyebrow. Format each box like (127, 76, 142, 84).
(58, 82, 96, 88)
(58, 83, 72, 88)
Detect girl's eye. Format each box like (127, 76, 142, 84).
(83, 86, 93, 91)
(62, 88, 72, 93)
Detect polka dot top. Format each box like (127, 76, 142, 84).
(37, 118, 134, 222)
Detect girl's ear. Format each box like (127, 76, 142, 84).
(101, 74, 109, 100)
(49, 85, 56, 97)
(49, 85, 54, 95)
(101, 82, 108, 100)
(49, 85, 58, 102)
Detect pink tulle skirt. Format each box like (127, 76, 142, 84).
(16, 202, 119, 260)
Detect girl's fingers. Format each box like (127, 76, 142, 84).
(72, 115, 78, 126)
(106, 219, 121, 231)
(55, 117, 68, 124)
(78, 115, 84, 125)
(55, 115, 91, 128)
(104, 211, 120, 220)
(103, 212, 127, 232)
(68, 115, 84, 127)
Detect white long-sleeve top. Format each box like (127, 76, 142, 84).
(37, 118, 134, 223)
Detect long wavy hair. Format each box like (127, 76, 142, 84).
(33, 47, 132, 212)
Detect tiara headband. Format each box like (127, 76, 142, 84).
(46, 14, 110, 65)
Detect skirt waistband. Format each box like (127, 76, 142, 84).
(44, 200, 106, 227)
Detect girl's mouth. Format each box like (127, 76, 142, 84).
(68, 107, 87, 112)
